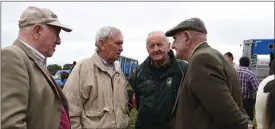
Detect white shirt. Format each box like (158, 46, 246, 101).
(18, 39, 47, 69)
(255, 75, 275, 129)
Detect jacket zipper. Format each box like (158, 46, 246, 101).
(111, 73, 117, 128)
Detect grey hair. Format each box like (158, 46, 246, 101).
(95, 26, 123, 48)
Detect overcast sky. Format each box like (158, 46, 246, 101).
(1, 2, 274, 66)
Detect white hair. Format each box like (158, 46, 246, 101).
(146, 31, 169, 45)
(95, 26, 123, 48)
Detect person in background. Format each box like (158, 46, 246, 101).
(224, 52, 239, 69)
(1, 6, 72, 129)
(269, 52, 274, 75)
(255, 56, 275, 129)
(127, 88, 135, 111)
(63, 26, 130, 129)
(60, 71, 69, 89)
(129, 31, 187, 129)
(237, 56, 259, 122)
(70, 61, 76, 71)
(165, 17, 247, 129)
(127, 68, 137, 112)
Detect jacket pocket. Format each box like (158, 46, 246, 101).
(84, 107, 109, 128)
(116, 106, 130, 128)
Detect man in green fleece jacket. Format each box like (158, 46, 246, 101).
(128, 31, 187, 129)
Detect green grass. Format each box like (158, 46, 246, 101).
(129, 108, 137, 129)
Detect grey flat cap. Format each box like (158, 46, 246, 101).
(165, 17, 207, 37)
(19, 6, 72, 32)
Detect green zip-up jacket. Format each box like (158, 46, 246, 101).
(128, 50, 187, 129)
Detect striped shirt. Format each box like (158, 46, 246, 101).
(237, 66, 259, 99)
(18, 39, 47, 69)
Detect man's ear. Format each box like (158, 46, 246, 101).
(98, 39, 106, 51)
(32, 24, 43, 40)
(184, 31, 192, 45)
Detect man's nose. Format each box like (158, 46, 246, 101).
(118, 45, 123, 52)
(171, 42, 175, 49)
(56, 36, 61, 45)
(153, 46, 159, 51)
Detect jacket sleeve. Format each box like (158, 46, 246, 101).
(190, 53, 247, 129)
(63, 63, 86, 129)
(1, 48, 29, 129)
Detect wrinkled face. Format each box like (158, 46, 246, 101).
(34, 24, 61, 57)
(171, 31, 190, 60)
(146, 34, 170, 62)
(101, 34, 124, 63)
(224, 55, 233, 63)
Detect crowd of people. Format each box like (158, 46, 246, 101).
(1, 6, 275, 129)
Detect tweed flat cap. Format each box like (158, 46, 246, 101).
(165, 17, 207, 37)
(19, 6, 72, 32)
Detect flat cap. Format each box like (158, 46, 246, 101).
(165, 17, 207, 37)
(19, 6, 72, 32)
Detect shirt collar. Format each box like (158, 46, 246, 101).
(18, 39, 46, 59)
(18, 38, 47, 68)
(98, 53, 114, 67)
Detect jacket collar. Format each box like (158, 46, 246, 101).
(13, 39, 38, 64)
(13, 40, 65, 103)
(92, 52, 122, 76)
(191, 41, 209, 56)
(142, 49, 179, 74)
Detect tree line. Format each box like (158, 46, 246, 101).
(47, 62, 75, 76)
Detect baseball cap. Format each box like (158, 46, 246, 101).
(18, 6, 72, 32)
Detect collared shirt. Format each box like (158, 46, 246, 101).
(191, 41, 207, 56)
(98, 53, 116, 76)
(237, 66, 259, 99)
(98, 53, 114, 67)
(18, 39, 47, 69)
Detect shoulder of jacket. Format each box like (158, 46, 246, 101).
(73, 56, 94, 71)
(2, 45, 27, 60)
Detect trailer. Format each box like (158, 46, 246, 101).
(242, 39, 274, 82)
(116, 55, 139, 78)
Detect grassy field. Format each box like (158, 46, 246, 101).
(129, 108, 137, 129)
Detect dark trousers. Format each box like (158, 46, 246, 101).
(243, 98, 256, 121)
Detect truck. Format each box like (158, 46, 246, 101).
(242, 39, 274, 82)
(116, 55, 139, 78)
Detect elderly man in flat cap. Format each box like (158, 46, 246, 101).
(1, 6, 72, 129)
(165, 18, 248, 129)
